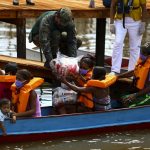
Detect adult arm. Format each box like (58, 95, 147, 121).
(140, 0, 147, 22)
(71, 73, 88, 86)
(39, 18, 53, 62)
(110, 0, 117, 24)
(66, 23, 77, 57)
(62, 77, 94, 93)
(117, 70, 134, 79)
(138, 0, 147, 35)
(122, 81, 150, 103)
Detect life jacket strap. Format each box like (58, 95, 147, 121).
(79, 94, 110, 106)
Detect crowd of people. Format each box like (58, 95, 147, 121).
(0, 5, 150, 136)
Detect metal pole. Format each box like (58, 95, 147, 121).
(96, 18, 106, 66)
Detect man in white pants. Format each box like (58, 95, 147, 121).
(110, 0, 147, 74)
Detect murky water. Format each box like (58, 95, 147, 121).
(1, 130, 150, 150)
(0, 18, 150, 149)
(1, 18, 150, 59)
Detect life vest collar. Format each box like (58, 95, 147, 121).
(134, 57, 150, 89)
(86, 75, 117, 88)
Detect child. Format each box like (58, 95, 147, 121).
(73, 54, 95, 86)
(0, 99, 16, 136)
(0, 62, 18, 75)
(12, 69, 42, 117)
(61, 66, 111, 111)
(4, 62, 18, 75)
(52, 54, 95, 114)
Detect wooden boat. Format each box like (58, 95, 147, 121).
(0, 104, 150, 143)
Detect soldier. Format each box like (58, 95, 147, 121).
(29, 8, 82, 68)
(13, 0, 35, 5)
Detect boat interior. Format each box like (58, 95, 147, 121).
(39, 80, 126, 117)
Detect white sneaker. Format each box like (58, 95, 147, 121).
(109, 72, 116, 75)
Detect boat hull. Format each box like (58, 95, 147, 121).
(1, 122, 150, 143)
(0, 105, 150, 143)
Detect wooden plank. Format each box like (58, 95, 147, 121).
(0, 0, 150, 18)
(0, 55, 52, 80)
(0, 0, 149, 19)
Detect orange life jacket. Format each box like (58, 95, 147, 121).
(134, 57, 150, 89)
(78, 75, 117, 108)
(77, 70, 93, 86)
(0, 75, 16, 100)
(11, 77, 44, 113)
(0, 75, 16, 82)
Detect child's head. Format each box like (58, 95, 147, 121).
(15, 69, 33, 88)
(0, 98, 10, 114)
(92, 66, 106, 80)
(4, 62, 18, 75)
(79, 55, 95, 75)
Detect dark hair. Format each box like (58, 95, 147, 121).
(4, 62, 18, 75)
(80, 54, 96, 68)
(0, 98, 10, 108)
(17, 69, 33, 81)
(92, 66, 106, 80)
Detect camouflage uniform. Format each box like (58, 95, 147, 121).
(29, 8, 81, 68)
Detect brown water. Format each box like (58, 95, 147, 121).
(1, 130, 150, 150)
(0, 18, 150, 149)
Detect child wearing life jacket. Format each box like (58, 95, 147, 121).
(12, 69, 42, 117)
(116, 42, 150, 107)
(52, 54, 95, 114)
(0, 98, 16, 136)
(61, 66, 112, 111)
(72, 54, 95, 86)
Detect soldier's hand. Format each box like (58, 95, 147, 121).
(139, 22, 146, 35)
(110, 23, 115, 34)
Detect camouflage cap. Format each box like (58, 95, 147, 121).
(59, 8, 72, 26)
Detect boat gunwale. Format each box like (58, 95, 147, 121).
(10, 104, 150, 120)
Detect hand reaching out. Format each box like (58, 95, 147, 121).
(11, 115, 16, 123)
(121, 93, 137, 106)
(139, 22, 146, 35)
(110, 23, 115, 34)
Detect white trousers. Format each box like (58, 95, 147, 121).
(111, 17, 142, 73)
